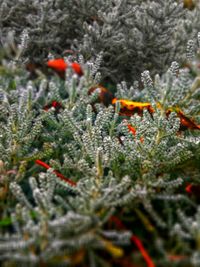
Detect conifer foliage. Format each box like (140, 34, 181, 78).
(0, 1, 200, 267)
(1, 0, 200, 82)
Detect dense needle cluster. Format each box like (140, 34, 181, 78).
(0, 1, 200, 267)
(1, 0, 200, 83)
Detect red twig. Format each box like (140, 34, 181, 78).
(131, 235, 155, 267)
(109, 216, 155, 267)
(35, 159, 76, 187)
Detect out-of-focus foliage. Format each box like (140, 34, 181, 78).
(1, 0, 200, 83)
(0, 2, 200, 267)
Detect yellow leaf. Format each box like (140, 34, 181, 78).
(102, 239, 124, 258)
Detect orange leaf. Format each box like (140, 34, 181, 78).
(177, 111, 200, 131)
(112, 99, 154, 117)
(47, 58, 83, 77)
(71, 62, 83, 76)
(47, 58, 67, 72)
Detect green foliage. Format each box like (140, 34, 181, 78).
(1, 0, 200, 83)
(0, 6, 200, 267)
